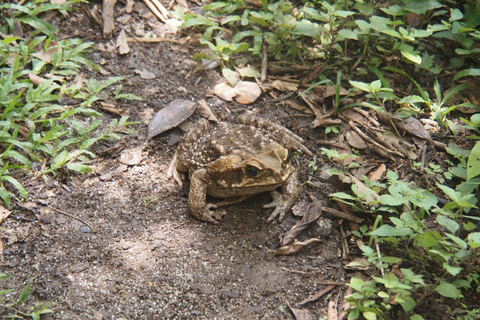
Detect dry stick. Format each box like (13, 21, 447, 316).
(45, 204, 96, 232)
(261, 40, 268, 82)
(322, 206, 363, 223)
(143, 0, 166, 22)
(348, 120, 404, 158)
(151, 0, 171, 19)
(374, 238, 385, 276)
(127, 37, 181, 43)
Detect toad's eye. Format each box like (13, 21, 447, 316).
(246, 165, 260, 177)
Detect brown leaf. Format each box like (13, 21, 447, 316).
(146, 99, 196, 140)
(31, 45, 57, 63)
(394, 116, 433, 142)
(28, 72, 45, 86)
(297, 285, 335, 306)
(281, 201, 323, 246)
(271, 238, 322, 255)
(271, 80, 298, 92)
(311, 117, 342, 128)
(134, 69, 156, 79)
(213, 82, 236, 101)
(0, 205, 12, 225)
(117, 29, 130, 55)
(368, 164, 386, 181)
(288, 303, 316, 320)
(88, 5, 103, 27)
(344, 129, 367, 149)
(99, 102, 126, 116)
(344, 257, 371, 270)
(233, 81, 261, 104)
(213, 81, 262, 104)
(197, 99, 219, 121)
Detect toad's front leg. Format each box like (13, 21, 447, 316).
(263, 168, 299, 223)
(188, 169, 220, 225)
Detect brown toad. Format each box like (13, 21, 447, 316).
(167, 115, 311, 225)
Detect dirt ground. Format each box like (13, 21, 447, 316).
(0, 2, 351, 319)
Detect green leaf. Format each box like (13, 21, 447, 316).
(442, 262, 463, 276)
(369, 225, 412, 237)
(399, 43, 422, 64)
(2, 175, 28, 200)
(437, 214, 459, 234)
(445, 233, 467, 249)
(401, 0, 443, 14)
(467, 232, 480, 249)
(453, 68, 480, 81)
(17, 279, 32, 304)
(0, 272, 10, 280)
(413, 232, 440, 248)
(378, 194, 405, 206)
(66, 163, 92, 173)
(363, 311, 377, 320)
(222, 68, 237, 86)
(467, 142, 480, 181)
(349, 80, 371, 92)
(237, 67, 261, 78)
(435, 282, 463, 299)
(0, 187, 12, 206)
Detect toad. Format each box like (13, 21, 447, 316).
(167, 114, 312, 224)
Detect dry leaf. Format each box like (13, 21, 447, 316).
(345, 129, 367, 149)
(28, 72, 45, 86)
(99, 102, 126, 116)
(192, 58, 220, 74)
(297, 285, 336, 306)
(233, 81, 261, 104)
(32, 46, 57, 63)
(146, 99, 196, 140)
(368, 164, 386, 181)
(288, 304, 315, 320)
(88, 5, 103, 27)
(197, 99, 219, 121)
(119, 147, 143, 165)
(134, 69, 156, 79)
(281, 201, 323, 246)
(291, 201, 309, 217)
(213, 82, 236, 101)
(213, 81, 262, 104)
(271, 80, 298, 92)
(271, 238, 322, 255)
(117, 29, 130, 55)
(0, 205, 12, 225)
(344, 257, 371, 270)
(311, 117, 342, 128)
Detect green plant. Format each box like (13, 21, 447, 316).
(0, 0, 139, 205)
(0, 273, 54, 320)
(331, 168, 480, 319)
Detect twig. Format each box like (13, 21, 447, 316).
(42, 203, 95, 232)
(143, 0, 167, 22)
(127, 37, 181, 43)
(261, 40, 268, 82)
(322, 206, 364, 223)
(374, 238, 385, 276)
